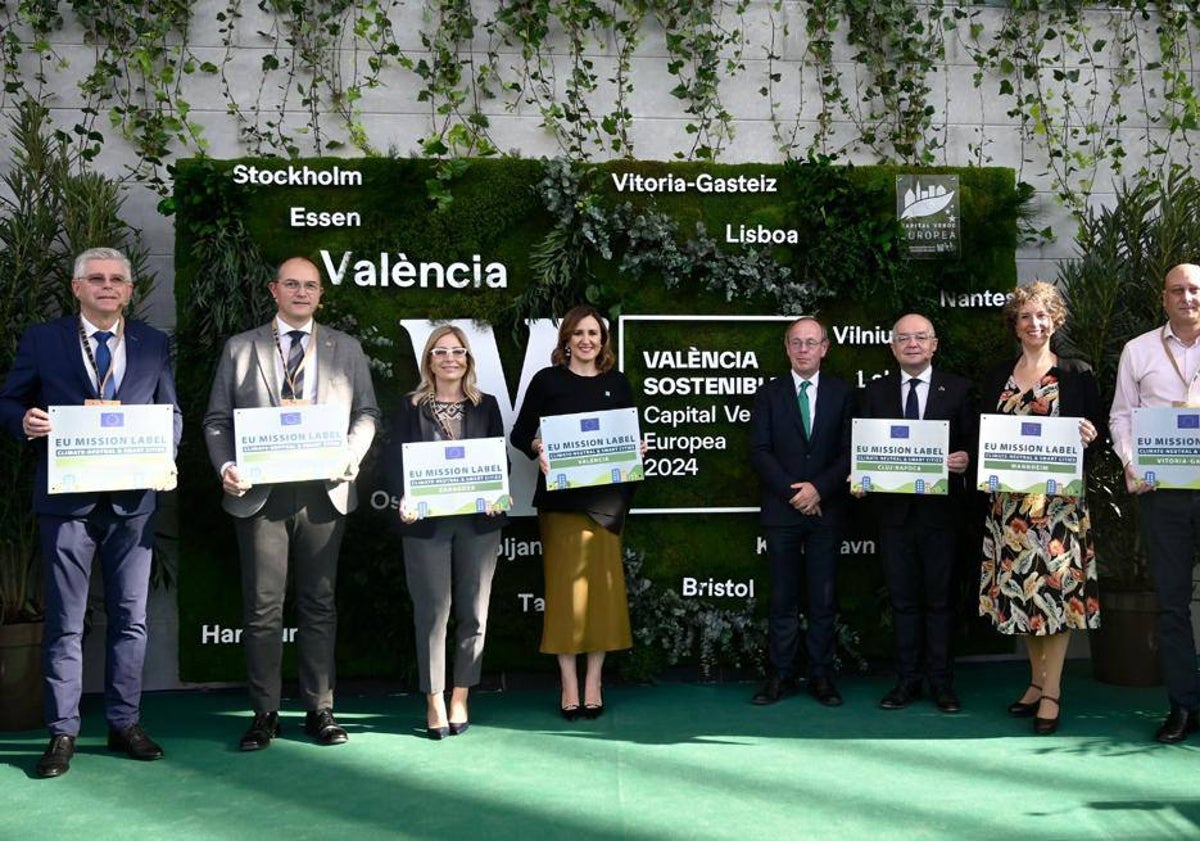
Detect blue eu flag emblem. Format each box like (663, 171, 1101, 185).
(1021, 422, 1041, 436)
(445, 446, 466, 459)
(890, 425, 909, 439)
(100, 412, 124, 427)
(1178, 415, 1199, 429)
(580, 417, 600, 432)
(281, 412, 301, 426)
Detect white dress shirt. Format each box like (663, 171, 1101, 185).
(1110, 323, 1200, 465)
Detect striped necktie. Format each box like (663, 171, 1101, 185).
(282, 329, 305, 400)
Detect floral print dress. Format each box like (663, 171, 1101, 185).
(979, 372, 1101, 635)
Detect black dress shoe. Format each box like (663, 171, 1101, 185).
(427, 724, 450, 740)
(107, 723, 164, 760)
(448, 720, 469, 736)
(1154, 705, 1200, 744)
(751, 675, 796, 706)
(1007, 683, 1042, 717)
(305, 708, 349, 745)
(933, 685, 961, 713)
(240, 711, 281, 751)
(583, 703, 605, 719)
(36, 734, 76, 778)
(561, 704, 581, 721)
(809, 676, 843, 707)
(879, 683, 922, 710)
(1034, 696, 1060, 735)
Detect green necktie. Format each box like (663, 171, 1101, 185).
(798, 380, 812, 438)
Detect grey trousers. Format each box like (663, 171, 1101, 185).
(234, 481, 345, 713)
(403, 518, 502, 694)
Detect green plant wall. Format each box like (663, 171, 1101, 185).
(174, 156, 1023, 683)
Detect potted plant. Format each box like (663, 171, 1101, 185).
(1056, 166, 1200, 686)
(0, 99, 151, 729)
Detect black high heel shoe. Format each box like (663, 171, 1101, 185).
(560, 704, 581, 721)
(1007, 683, 1042, 718)
(583, 703, 604, 720)
(427, 724, 450, 740)
(1034, 696, 1060, 735)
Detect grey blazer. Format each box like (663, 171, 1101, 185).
(202, 321, 380, 517)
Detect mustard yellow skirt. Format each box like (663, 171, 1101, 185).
(538, 512, 632, 655)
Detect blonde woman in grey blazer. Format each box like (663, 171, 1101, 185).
(203, 256, 379, 752)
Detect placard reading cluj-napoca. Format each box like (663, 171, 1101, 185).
(234, 405, 349, 484)
(541, 407, 644, 491)
(977, 414, 1083, 495)
(401, 437, 512, 518)
(851, 418, 949, 495)
(1132, 407, 1200, 489)
(48, 404, 176, 494)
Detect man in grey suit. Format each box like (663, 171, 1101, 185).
(202, 256, 379, 750)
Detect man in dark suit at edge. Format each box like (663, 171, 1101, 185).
(202, 256, 379, 751)
(0, 247, 182, 777)
(858, 313, 977, 713)
(750, 316, 854, 706)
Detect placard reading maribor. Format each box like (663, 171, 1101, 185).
(401, 436, 511, 517)
(541, 407, 643, 491)
(48, 404, 175, 494)
(1132, 406, 1200, 489)
(977, 414, 1084, 495)
(851, 418, 949, 495)
(234, 405, 350, 484)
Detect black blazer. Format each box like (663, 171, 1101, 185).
(981, 356, 1107, 460)
(384, 393, 509, 538)
(857, 369, 978, 528)
(750, 370, 853, 527)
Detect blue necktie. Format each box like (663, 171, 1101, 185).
(94, 330, 116, 400)
(905, 378, 920, 420)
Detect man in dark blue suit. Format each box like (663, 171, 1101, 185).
(858, 313, 977, 713)
(0, 248, 181, 778)
(750, 316, 853, 706)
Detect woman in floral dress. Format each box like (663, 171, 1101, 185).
(980, 282, 1104, 734)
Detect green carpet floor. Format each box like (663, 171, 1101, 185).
(2, 662, 1197, 841)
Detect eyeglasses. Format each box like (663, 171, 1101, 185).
(893, 332, 936, 344)
(431, 347, 469, 358)
(275, 279, 322, 293)
(81, 274, 131, 287)
(788, 338, 825, 350)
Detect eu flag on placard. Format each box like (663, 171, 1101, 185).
(890, 425, 910, 439)
(1178, 415, 1200, 429)
(100, 412, 124, 428)
(1021, 422, 1041, 436)
(445, 446, 466, 459)
(281, 412, 301, 426)
(580, 418, 600, 432)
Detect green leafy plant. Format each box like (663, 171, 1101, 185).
(621, 548, 767, 682)
(0, 98, 150, 623)
(1056, 166, 1200, 588)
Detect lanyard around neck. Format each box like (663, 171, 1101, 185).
(272, 321, 317, 397)
(78, 316, 123, 398)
